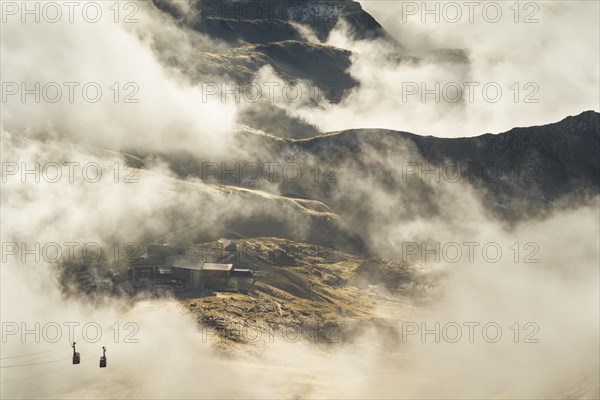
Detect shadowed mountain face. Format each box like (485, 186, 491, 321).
(292, 111, 600, 201)
(150, 0, 376, 79)
(150, 0, 406, 137)
(153, 0, 388, 43)
(189, 40, 357, 97)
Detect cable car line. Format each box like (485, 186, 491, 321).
(0, 356, 72, 368)
(0, 345, 69, 360)
(0, 344, 107, 387)
(1, 349, 95, 369)
(0, 364, 72, 384)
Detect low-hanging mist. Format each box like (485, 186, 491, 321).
(2, 1, 599, 399)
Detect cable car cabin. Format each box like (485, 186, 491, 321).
(99, 346, 107, 368)
(72, 342, 80, 365)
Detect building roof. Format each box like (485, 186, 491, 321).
(164, 255, 204, 271)
(232, 269, 253, 278)
(202, 263, 233, 272)
(161, 257, 232, 272)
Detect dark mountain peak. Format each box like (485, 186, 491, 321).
(554, 110, 600, 135)
(296, 111, 600, 205)
(306, 110, 600, 143)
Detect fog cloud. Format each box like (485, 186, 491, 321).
(2, 1, 598, 399)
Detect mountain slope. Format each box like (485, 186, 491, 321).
(163, 111, 600, 227)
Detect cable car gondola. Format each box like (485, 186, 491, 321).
(72, 342, 80, 365)
(99, 346, 107, 368)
